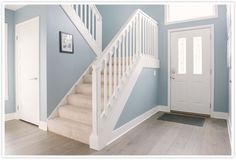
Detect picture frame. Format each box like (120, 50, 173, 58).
(59, 31, 74, 54)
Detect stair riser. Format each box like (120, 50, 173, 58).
(58, 108, 92, 125)
(48, 121, 90, 144)
(76, 85, 116, 97)
(67, 95, 91, 107)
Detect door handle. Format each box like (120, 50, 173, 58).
(170, 70, 176, 80)
(29, 77, 38, 80)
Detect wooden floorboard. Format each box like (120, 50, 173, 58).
(4, 112, 231, 155)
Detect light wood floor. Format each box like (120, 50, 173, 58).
(5, 112, 231, 155)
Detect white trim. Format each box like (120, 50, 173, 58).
(227, 118, 232, 148)
(158, 105, 171, 112)
(60, 5, 101, 55)
(15, 16, 40, 125)
(211, 111, 229, 120)
(108, 106, 159, 146)
(39, 121, 47, 131)
(4, 23, 8, 100)
(167, 25, 214, 116)
(48, 61, 95, 119)
(5, 113, 16, 121)
(164, 5, 218, 25)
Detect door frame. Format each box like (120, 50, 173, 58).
(15, 16, 40, 125)
(167, 24, 214, 116)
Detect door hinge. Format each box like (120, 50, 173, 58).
(210, 104, 211, 108)
(17, 105, 19, 111)
(210, 69, 212, 74)
(16, 36, 18, 40)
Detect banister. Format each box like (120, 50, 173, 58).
(91, 9, 159, 149)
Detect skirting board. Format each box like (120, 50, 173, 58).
(5, 113, 47, 131)
(227, 119, 232, 148)
(158, 105, 171, 112)
(5, 113, 17, 121)
(39, 121, 48, 131)
(211, 111, 229, 120)
(108, 106, 160, 146)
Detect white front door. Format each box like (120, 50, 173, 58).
(170, 28, 211, 115)
(16, 17, 40, 125)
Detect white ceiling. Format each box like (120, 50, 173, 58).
(5, 5, 25, 11)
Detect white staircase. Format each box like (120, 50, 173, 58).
(48, 6, 159, 150)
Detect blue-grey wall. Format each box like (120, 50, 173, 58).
(115, 68, 159, 129)
(5, 9, 15, 114)
(97, 5, 229, 114)
(46, 6, 96, 116)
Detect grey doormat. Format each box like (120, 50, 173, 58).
(158, 113, 205, 127)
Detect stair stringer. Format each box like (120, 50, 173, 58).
(91, 56, 159, 149)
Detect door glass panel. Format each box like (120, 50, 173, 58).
(193, 36, 202, 74)
(178, 38, 186, 74)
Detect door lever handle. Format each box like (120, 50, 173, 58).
(29, 77, 38, 80)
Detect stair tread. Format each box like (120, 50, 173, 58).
(68, 93, 91, 98)
(60, 105, 91, 113)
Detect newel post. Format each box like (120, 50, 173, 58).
(89, 64, 102, 150)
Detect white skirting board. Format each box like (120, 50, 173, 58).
(108, 106, 159, 146)
(5, 112, 17, 121)
(211, 111, 229, 120)
(158, 105, 171, 112)
(39, 121, 48, 131)
(5, 113, 47, 131)
(227, 118, 232, 148)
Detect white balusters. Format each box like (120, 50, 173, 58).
(88, 5, 91, 34)
(125, 31, 128, 73)
(103, 59, 108, 113)
(129, 24, 132, 66)
(114, 46, 117, 95)
(90, 10, 158, 148)
(118, 40, 122, 86)
(108, 52, 112, 101)
(122, 35, 125, 78)
(92, 9, 158, 117)
(70, 4, 102, 50)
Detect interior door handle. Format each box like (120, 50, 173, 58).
(29, 77, 38, 80)
(170, 75, 175, 80)
(171, 70, 176, 80)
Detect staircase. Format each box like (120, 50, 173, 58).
(48, 5, 159, 150)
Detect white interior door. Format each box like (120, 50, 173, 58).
(170, 28, 211, 115)
(16, 17, 40, 125)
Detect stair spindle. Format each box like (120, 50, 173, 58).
(103, 59, 108, 113)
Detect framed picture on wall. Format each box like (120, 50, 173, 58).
(59, 31, 74, 53)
